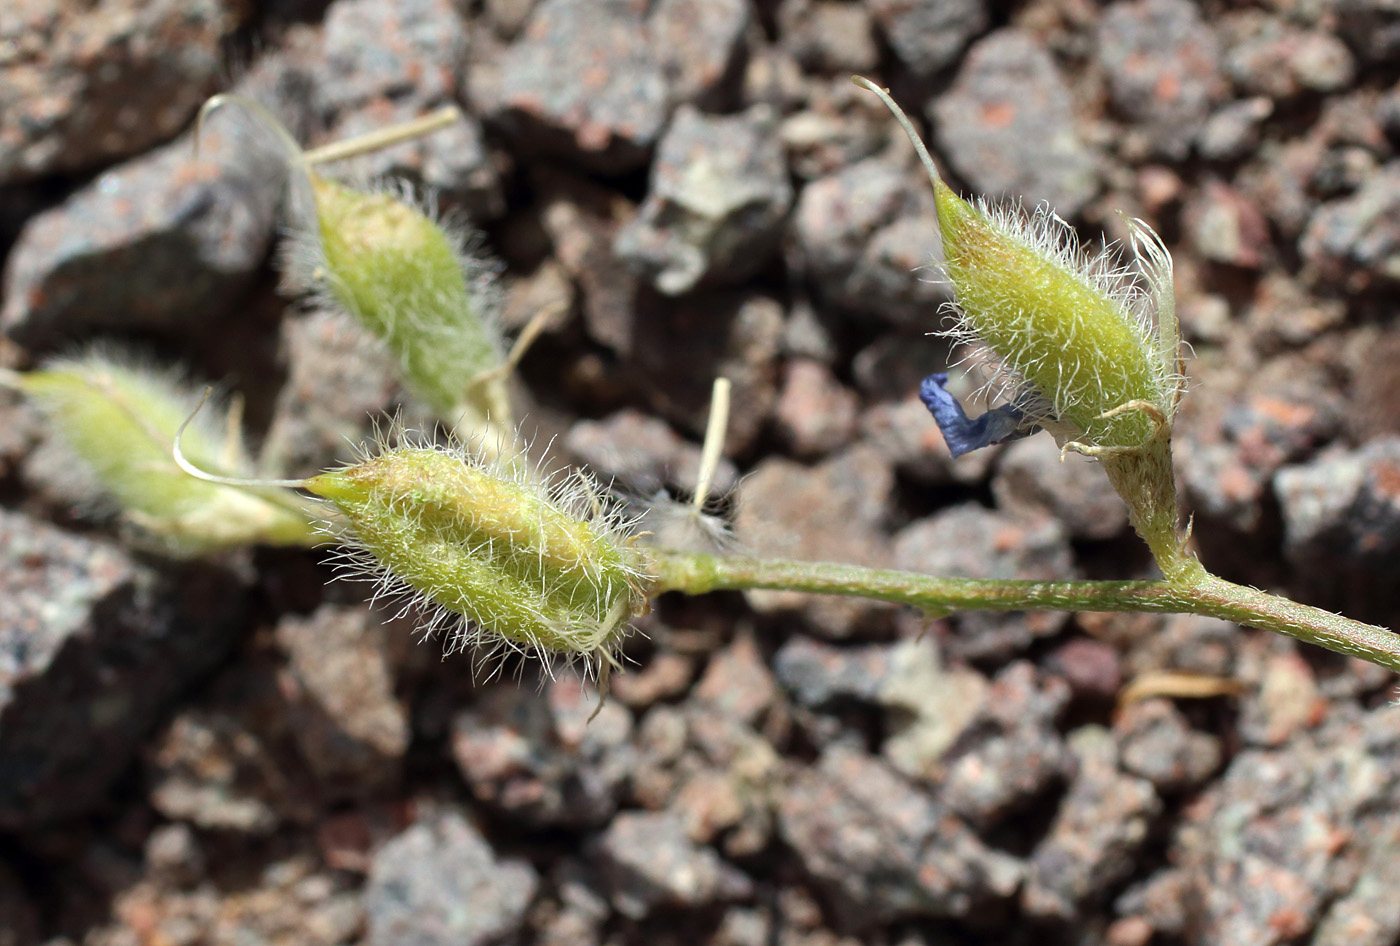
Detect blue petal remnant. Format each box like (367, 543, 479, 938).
(919, 373, 1040, 458)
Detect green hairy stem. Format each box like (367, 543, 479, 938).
(649, 552, 1400, 674)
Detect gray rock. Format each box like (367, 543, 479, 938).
(630, 291, 783, 453)
(325, 102, 505, 222)
(1301, 162, 1400, 284)
(936, 662, 1072, 828)
(1115, 698, 1222, 792)
(1160, 705, 1400, 946)
(1123, 613, 1242, 679)
(774, 359, 859, 458)
(0, 509, 244, 826)
(535, 168, 641, 355)
(0, 0, 242, 184)
(1239, 138, 1326, 238)
(1021, 726, 1162, 919)
(1178, 438, 1271, 533)
(1222, 11, 1354, 99)
(1336, 0, 1400, 64)
(777, 0, 880, 74)
(482, 0, 669, 172)
(1, 123, 283, 347)
(366, 808, 539, 946)
(1245, 271, 1347, 349)
(932, 29, 1099, 214)
(735, 445, 896, 638)
(1114, 868, 1194, 941)
(274, 604, 410, 792)
(893, 503, 1076, 661)
(869, 0, 989, 78)
(992, 435, 1129, 540)
(451, 678, 634, 827)
(649, 0, 751, 109)
(862, 394, 997, 486)
(147, 663, 316, 833)
(792, 152, 948, 325)
(1313, 818, 1400, 946)
(773, 636, 891, 709)
(1044, 638, 1124, 703)
(1275, 435, 1400, 570)
(693, 632, 780, 727)
(565, 408, 738, 498)
(594, 810, 753, 918)
(628, 705, 782, 859)
(1236, 650, 1323, 749)
(1197, 97, 1273, 162)
(779, 75, 891, 180)
(615, 105, 792, 295)
(317, 0, 465, 113)
(262, 309, 423, 475)
(313, 0, 505, 219)
(1181, 375, 1343, 533)
(144, 822, 207, 888)
(1182, 180, 1272, 268)
(778, 746, 1023, 922)
(1096, 0, 1224, 160)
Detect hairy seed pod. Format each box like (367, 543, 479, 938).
(309, 177, 512, 441)
(932, 189, 1180, 451)
(853, 78, 1181, 454)
(16, 351, 316, 555)
(855, 77, 1191, 575)
(303, 439, 652, 674)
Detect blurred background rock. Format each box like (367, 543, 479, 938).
(2, 0, 1400, 944)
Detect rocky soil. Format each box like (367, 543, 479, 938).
(3, 0, 1400, 944)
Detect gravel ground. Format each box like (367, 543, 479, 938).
(2, 0, 1400, 944)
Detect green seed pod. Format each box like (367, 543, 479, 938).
(309, 177, 513, 444)
(14, 351, 317, 555)
(855, 77, 1192, 577)
(303, 438, 652, 675)
(853, 78, 1181, 452)
(931, 189, 1179, 451)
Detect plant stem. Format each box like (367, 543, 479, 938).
(648, 551, 1400, 674)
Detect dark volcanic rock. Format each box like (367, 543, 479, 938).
(631, 290, 784, 453)
(932, 29, 1099, 214)
(481, 0, 673, 172)
(594, 809, 753, 918)
(1022, 726, 1162, 919)
(1, 124, 283, 347)
(316, 0, 465, 113)
(1301, 162, 1400, 286)
(870, 0, 989, 79)
(0, 509, 244, 826)
(615, 105, 792, 295)
(314, 0, 505, 218)
(365, 807, 539, 946)
(992, 435, 1129, 540)
(778, 746, 1023, 923)
(1095, 0, 1224, 159)
(1115, 698, 1222, 792)
(262, 309, 422, 476)
(777, 0, 879, 74)
(0, 0, 243, 184)
(1159, 705, 1400, 946)
(565, 408, 738, 498)
(451, 678, 634, 827)
(791, 151, 948, 326)
(1275, 435, 1400, 573)
(274, 603, 410, 791)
